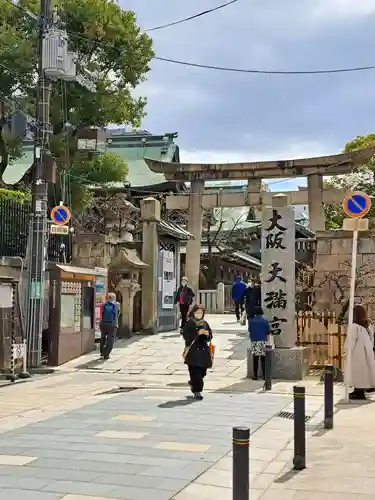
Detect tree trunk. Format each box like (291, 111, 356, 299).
(206, 241, 217, 289)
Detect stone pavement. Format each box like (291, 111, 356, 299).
(0, 384, 294, 499)
(2, 314, 374, 498)
(261, 393, 375, 499)
(60, 315, 252, 393)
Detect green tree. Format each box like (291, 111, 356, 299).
(324, 134, 375, 229)
(0, 0, 154, 213)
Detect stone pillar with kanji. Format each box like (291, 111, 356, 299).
(261, 194, 295, 348)
(247, 193, 309, 380)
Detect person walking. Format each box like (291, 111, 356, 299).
(232, 275, 247, 321)
(248, 306, 271, 380)
(100, 292, 120, 360)
(244, 280, 261, 319)
(182, 304, 213, 400)
(344, 304, 375, 400)
(175, 276, 195, 331)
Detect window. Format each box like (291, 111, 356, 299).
(83, 285, 94, 329)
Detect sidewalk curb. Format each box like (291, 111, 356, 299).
(0, 379, 30, 389)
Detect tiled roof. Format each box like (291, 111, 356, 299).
(180, 245, 261, 267)
(2, 131, 180, 189)
(208, 207, 258, 232)
(157, 220, 193, 240)
(2, 142, 33, 185)
(106, 130, 179, 188)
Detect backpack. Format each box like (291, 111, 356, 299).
(102, 301, 117, 324)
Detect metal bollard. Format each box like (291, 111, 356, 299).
(232, 427, 250, 500)
(293, 385, 306, 471)
(324, 364, 334, 430)
(264, 344, 272, 391)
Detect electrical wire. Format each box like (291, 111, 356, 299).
(154, 56, 375, 75)
(153, 57, 375, 75)
(66, 30, 375, 76)
(4, 0, 375, 77)
(144, 0, 239, 32)
(4, 78, 365, 198)
(3, 0, 373, 195)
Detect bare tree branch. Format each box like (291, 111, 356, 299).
(75, 193, 141, 236)
(312, 261, 372, 321)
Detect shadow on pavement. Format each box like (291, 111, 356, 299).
(75, 337, 147, 370)
(223, 332, 248, 362)
(96, 386, 139, 396)
(158, 397, 197, 409)
(274, 469, 303, 484)
(335, 397, 375, 409)
(213, 378, 263, 394)
(310, 397, 375, 436)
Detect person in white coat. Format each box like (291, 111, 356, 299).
(344, 305, 375, 400)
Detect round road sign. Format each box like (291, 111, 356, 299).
(50, 205, 71, 225)
(342, 191, 371, 218)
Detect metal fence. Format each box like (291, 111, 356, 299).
(0, 198, 72, 262)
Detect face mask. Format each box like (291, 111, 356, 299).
(194, 311, 203, 320)
(181, 281, 186, 287)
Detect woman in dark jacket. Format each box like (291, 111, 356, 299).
(182, 304, 213, 401)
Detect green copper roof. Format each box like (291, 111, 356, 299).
(209, 207, 258, 232)
(2, 143, 33, 185)
(106, 130, 179, 188)
(2, 131, 180, 188)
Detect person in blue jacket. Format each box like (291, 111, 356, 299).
(248, 306, 271, 380)
(232, 275, 247, 321)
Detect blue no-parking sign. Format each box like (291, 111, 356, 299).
(50, 205, 71, 225)
(342, 191, 371, 218)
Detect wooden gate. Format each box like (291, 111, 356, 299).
(296, 311, 346, 369)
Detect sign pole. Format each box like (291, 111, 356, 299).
(342, 192, 371, 402)
(345, 220, 358, 402)
(348, 223, 358, 326)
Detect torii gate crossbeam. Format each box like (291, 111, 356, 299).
(145, 146, 375, 292)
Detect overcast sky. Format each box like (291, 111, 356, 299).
(121, 0, 375, 190)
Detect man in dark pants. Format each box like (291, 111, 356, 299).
(175, 276, 195, 331)
(232, 275, 247, 321)
(100, 293, 120, 360)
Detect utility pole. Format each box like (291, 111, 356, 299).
(25, 0, 53, 367)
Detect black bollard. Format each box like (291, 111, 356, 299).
(264, 344, 272, 391)
(293, 385, 306, 471)
(324, 364, 334, 430)
(232, 427, 250, 500)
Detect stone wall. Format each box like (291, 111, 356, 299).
(314, 226, 375, 318)
(72, 233, 115, 268)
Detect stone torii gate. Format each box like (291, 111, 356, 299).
(145, 146, 375, 293)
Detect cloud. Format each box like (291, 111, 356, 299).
(180, 141, 334, 164)
(312, 0, 375, 20)
(121, 0, 375, 168)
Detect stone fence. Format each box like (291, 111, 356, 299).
(198, 282, 228, 313)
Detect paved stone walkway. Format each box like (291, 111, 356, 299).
(0, 386, 292, 499)
(3, 314, 372, 499)
(61, 315, 250, 393)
